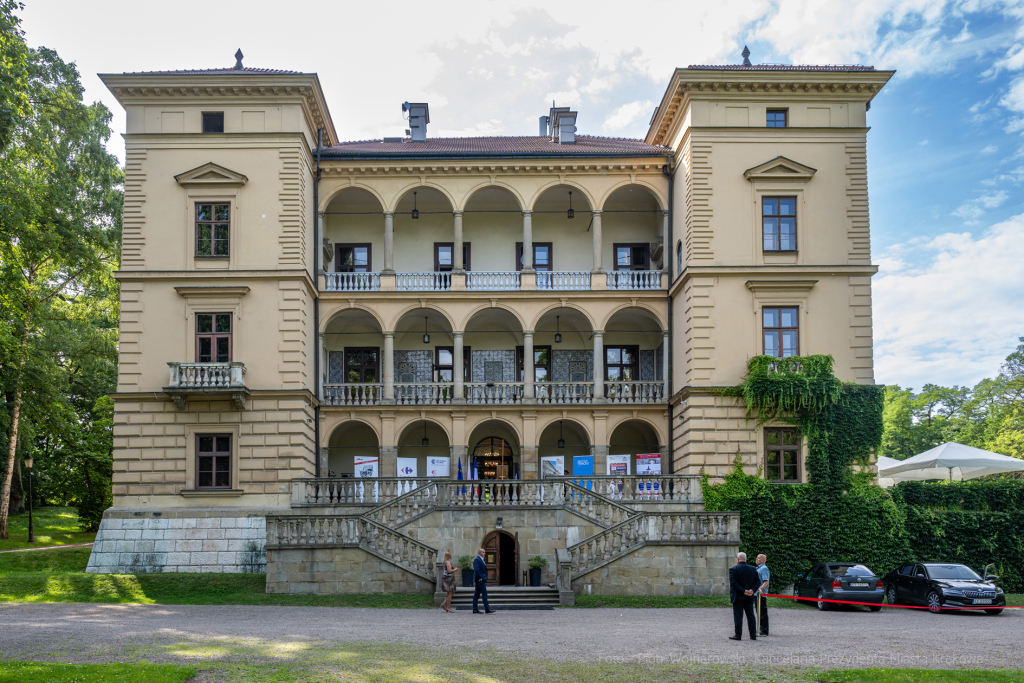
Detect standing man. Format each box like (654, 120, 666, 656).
(755, 553, 770, 637)
(472, 548, 495, 614)
(728, 552, 759, 641)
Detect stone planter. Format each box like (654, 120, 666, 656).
(462, 568, 474, 588)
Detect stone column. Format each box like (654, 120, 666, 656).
(450, 445, 468, 482)
(591, 210, 603, 273)
(453, 211, 464, 272)
(523, 330, 535, 401)
(593, 411, 609, 474)
(662, 330, 670, 400)
(592, 330, 605, 402)
(453, 331, 465, 403)
(318, 333, 326, 401)
(522, 411, 538, 479)
(320, 446, 330, 478)
(379, 445, 398, 477)
(662, 210, 671, 274)
(521, 210, 533, 270)
(383, 333, 395, 403)
(383, 212, 395, 273)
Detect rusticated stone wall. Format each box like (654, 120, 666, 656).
(572, 543, 735, 596)
(266, 547, 434, 594)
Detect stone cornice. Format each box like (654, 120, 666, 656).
(669, 264, 877, 297)
(319, 159, 670, 176)
(114, 269, 316, 298)
(645, 68, 894, 146)
(98, 72, 337, 146)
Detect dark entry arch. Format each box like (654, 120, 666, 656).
(482, 529, 519, 586)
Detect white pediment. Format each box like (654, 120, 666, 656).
(175, 163, 248, 187)
(743, 156, 817, 182)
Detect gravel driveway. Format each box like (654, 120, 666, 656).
(0, 602, 1020, 670)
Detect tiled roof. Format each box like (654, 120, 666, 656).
(117, 67, 303, 76)
(322, 135, 670, 158)
(686, 64, 876, 71)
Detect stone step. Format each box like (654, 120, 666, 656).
(449, 586, 561, 609)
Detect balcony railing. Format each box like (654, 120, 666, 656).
(607, 270, 662, 290)
(396, 272, 450, 291)
(536, 381, 594, 405)
(165, 361, 249, 410)
(464, 382, 524, 405)
(325, 272, 380, 292)
(605, 381, 665, 404)
(394, 382, 454, 405)
(467, 271, 520, 291)
(537, 271, 590, 290)
(323, 383, 382, 406)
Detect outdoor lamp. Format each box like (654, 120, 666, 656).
(496, 517, 503, 529)
(24, 454, 34, 543)
(24, 455, 33, 469)
(411, 191, 419, 219)
(422, 316, 430, 344)
(422, 422, 429, 447)
(558, 421, 565, 448)
(554, 315, 562, 344)
(567, 191, 574, 219)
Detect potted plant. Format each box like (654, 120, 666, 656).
(458, 555, 475, 588)
(528, 556, 547, 587)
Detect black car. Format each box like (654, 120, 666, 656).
(794, 562, 885, 611)
(882, 562, 1005, 615)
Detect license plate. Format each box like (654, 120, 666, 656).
(973, 598, 993, 605)
(850, 583, 869, 588)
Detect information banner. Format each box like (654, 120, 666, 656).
(427, 457, 450, 477)
(354, 455, 378, 478)
(397, 457, 418, 477)
(541, 456, 564, 478)
(636, 453, 662, 475)
(606, 454, 630, 476)
(572, 456, 594, 476)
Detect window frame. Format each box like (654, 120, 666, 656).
(434, 242, 471, 272)
(762, 306, 799, 358)
(515, 242, 553, 271)
(516, 345, 553, 382)
(434, 346, 471, 382)
(761, 196, 798, 252)
(195, 202, 231, 258)
(343, 347, 380, 384)
(766, 109, 788, 128)
(604, 345, 640, 382)
(195, 313, 232, 363)
(612, 243, 649, 271)
(764, 427, 801, 483)
(202, 112, 225, 133)
(335, 243, 372, 273)
(196, 433, 232, 489)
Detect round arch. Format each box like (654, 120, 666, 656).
(389, 305, 456, 335)
(538, 418, 592, 476)
(466, 417, 523, 451)
(608, 415, 666, 446)
(320, 304, 386, 335)
(391, 182, 457, 214)
(600, 303, 667, 334)
(609, 418, 665, 476)
(396, 418, 452, 481)
(325, 420, 380, 478)
(396, 417, 452, 445)
(459, 181, 525, 212)
(526, 180, 597, 212)
(597, 180, 667, 212)
(319, 183, 387, 214)
(529, 303, 596, 333)
(460, 305, 526, 335)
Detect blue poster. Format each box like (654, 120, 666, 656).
(572, 456, 594, 476)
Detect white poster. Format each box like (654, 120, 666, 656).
(541, 456, 564, 478)
(637, 453, 662, 475)
(354, 455, 378, 478)
(606, 454, 631, 476)
(427, 457, 450, 478)
(397, 457, 418, 477)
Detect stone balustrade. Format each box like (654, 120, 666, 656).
(164, 361, 249, 410)
(395, 271, 451, 291)
(588, 475, 703, 503)
(362, 482, 440, 528)
(322, 383, 382, 406)
(645, 512, 739, 543)
(537, 271, 590, 290)
(324, 272, 380, 291)
(607, 269, 662, 290)
(463, 382, 523, 405)
(292, 477, 434, 506)
(604, 380, 665, 404)
(394, 382, 454, 405)
(535, 381, 594, 404)
(466, 271, 520, 291)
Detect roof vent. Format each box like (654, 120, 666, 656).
(402, 102, 429, 142)
(741, 45, 752, 67)
(548, 102, 578, 144)
(234, 49, 244, 69)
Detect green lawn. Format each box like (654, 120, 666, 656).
(0, 662, 197, 683)
(0, 506, 95, 551)
(819, 671, 1024, 683)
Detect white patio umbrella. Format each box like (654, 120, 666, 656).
(878, 442, 1024, 484)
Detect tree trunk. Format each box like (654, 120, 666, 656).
(0, 341, 27, 538)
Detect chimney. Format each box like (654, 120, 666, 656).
(539, 116, 549, 136)
(402, 102, 430, 142)
(548, 103, 578, 144)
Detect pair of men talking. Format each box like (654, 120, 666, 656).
(728, 552, 770, 640)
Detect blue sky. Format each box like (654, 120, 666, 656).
(20, 0, 1024, 392)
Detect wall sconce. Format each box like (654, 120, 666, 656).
(496, 517, 503, 529)
(411, 191, 419, 219)
(558, 420, 565, 448)
(567, 191, 574, 219)
(423, 316, 430, 344)
(554, 315, 562, 344)
(422, 422, 429, 447)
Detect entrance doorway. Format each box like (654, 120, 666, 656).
(474, 437, 515, 480)
(482, 530, 518, 585)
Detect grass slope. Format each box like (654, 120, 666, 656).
(0, 662, 197, 683)
(0, 507, 95, 551)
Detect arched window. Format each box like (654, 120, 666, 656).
(676, 240, 683, 275)
(473, 437, 514, 479)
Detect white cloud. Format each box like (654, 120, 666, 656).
(1001, 76, 1024, 132)
(874, 213, 1024, 389)
(952, 190, 1009, 224)
(603, 100, 654, 132)
(981, 144, 998, 154)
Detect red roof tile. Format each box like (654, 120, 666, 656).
(118, 67, 303, 76)
(685, 64, 877, 71)
(322, 135, 670, 158)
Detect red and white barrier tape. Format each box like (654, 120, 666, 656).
(761, 593, 1021, 610)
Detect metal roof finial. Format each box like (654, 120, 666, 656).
(741, 46, 752, 67)
(234, 49, 244, 70)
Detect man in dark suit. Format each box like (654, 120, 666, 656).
(472, 548, 494, 614)
(729, 552, 759, 640)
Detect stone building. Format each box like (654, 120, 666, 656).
(85, 51, 892, 601)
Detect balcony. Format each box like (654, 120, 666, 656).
(322, 268, 663, 293)
(165, 361, 249, 409)
(320, 380, 667, 406)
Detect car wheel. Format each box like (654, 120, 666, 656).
(984, 608, 1003, 616)
(869, 605, 882, 612)
(816, 589, 830, 611)
(926, 591, 943, 614)
(886, 585, 898, 605)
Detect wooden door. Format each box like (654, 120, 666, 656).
(482, 532, 500, 584)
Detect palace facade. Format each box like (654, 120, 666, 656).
(86, 53, 891, 600)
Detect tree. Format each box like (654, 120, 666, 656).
(0, 2, 122, 537)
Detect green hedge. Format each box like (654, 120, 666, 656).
(893, 480, 1024, 511)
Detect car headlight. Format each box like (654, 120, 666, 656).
(942, 588, 962, 595)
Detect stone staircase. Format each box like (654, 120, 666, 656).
(449, 585, 561, 610)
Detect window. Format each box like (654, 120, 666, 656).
(344, 348, 379, 383)
(434, 346, 470, 382)
(811, 565, 825, 580)
(914, 566, 927, 579)
(676, 240, 682, 275)
(762, 197, 796, 251)
(196, 203, 230, 257)
(766, 110, 787, 127)
(435, 243, 471, 271)
(763, 307, 798, 358)
(516, 345, 552, 382)
(336, 244, 371, 272)
(196, 434, 231, 488)
(765, 427, 800, 482)
(605, 346, 639, 381)
(516, 243, 553, 271)
(613, 244, 649, 271)
(196, 313, 231, 363)
(202, 112, 224, 133)
(899, 564, 915, 576)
